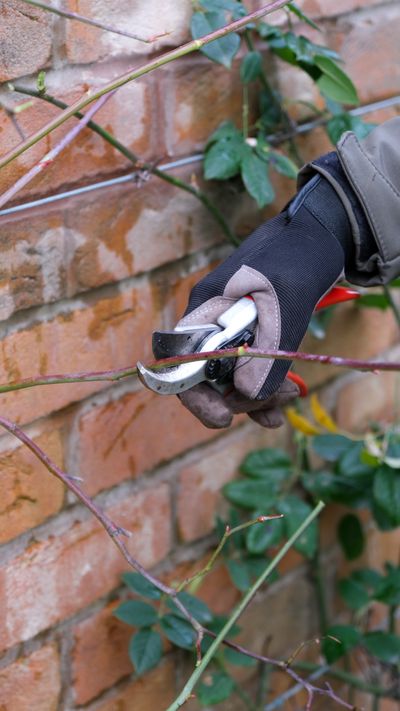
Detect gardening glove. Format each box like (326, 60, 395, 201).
(171, 172, 355, 429)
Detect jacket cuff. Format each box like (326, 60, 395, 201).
(297, 152, 383, 286)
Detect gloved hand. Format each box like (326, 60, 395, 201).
(170, 173, 354, 429)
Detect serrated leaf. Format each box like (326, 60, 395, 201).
(240, 447, 292, 481)
(363, 631, 400, 663)
(198, 671, 235, 705)
(374, 567, 400, 606)
(122, 572, 161, 600)
(113, 600, 157, 627)
(339, 577, 370, 611)
(167, 591, 212, 624)
(206, 120, 240, 147)
(287, 2, 320, 31)
(240, 147, 275, 207)
(191, 11, 241, 68)
(129, 629, 162, 675)
(226, 559, 251, 591)
(338, 442, 375, 481)
(276, 496, 318, 558)
(337, 513, 365, 561)
(326, 113, 376, 145)
(312, 434, 353, 462)
(240, 51, 263, 83)
(160, 614, 196, 650)
(315, 56, 359, 105)
(224, 647, 257, 666)
(269, 150, 298, 179)
(223, 479, 278, 509)
(204, 135, 244, 180)
(373, 465, 400, 527)
(302, 470, 366, 506)
(246, 514, 284, 554)
(322, 624, 361, 663)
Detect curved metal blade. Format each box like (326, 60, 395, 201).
(137, 359, 207, 395)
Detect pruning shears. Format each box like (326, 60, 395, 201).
(137, 286, 359, 397)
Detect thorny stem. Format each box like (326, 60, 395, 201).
(0, 0, 290, 170)
(11, 85, 239, 245)
(0, 93, 114, 209)
(0, 416, 365, 709)
(19, 0, 168, 43)
(166, 502, 326, 711)
(1, 346, 400, 395)
(176, 516, 283, 593)
(295, 662, 399, 699)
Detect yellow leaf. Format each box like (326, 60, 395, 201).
(286, 408, 320, 436)
(310, 394, 338, 433)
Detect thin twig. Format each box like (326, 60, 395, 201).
(0, 0, 290, 170)
(0, 92, 114, 209)
(0, 346, 400, 396)
(11, 85, 239, 245)
(0, 416, 361, 709)
(19, 0, 168, 43)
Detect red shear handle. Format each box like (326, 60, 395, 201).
(287, 285, 360, 397)
(315, 286, 360, 311)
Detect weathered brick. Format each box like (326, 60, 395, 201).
(0, 165, 231, 320)
(65, 0, 192, 64)
(296, 300, 400, 390)
(0, 427, 64, 545)
(76, 388, 221, 496)
(0, 282, 159, 425)
(0, 484, 171, 651)
(327, 5, 400, 104)
(161, 56, 259, 156)
(0, 0, 52, 82)
(177, 425, 286, 542)
(91, 658, 176, 711)
(0, 644, 61, 711)
(72, 601, 132, 705)
(335, 370, 398, 431)
(0, 77, 154, 201)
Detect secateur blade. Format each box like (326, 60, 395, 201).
(137, 326, 220, 395)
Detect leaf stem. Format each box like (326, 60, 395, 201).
(165, 501, 325, 710)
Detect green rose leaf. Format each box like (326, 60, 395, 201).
(160, 614, 196, 650)
(363, 631, 400, 664)
(276, 496, 318, 559)
(223, 479, 278, 509)
(314, 56, 359, 105)
(373, 465, 400, 527)
(129, 629, 162, 675)
(322, 624, 361, 663)
(198, 671, 235, 705)
(241, 147, 275, 207)
(122, 572, 161, 600)
(240, 51, 263, 83)
(337, 513, 365, 561)
(191, 11, 241, 68)
(113, 600, 158, 627)
(240, 447, 292, 481)
(167, 591, 213, 624)
(339, 577, 370, 611)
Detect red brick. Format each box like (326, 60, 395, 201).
(0, 427, 64, 545)
(76, 388, 221, 496)
(0, 484, 171, 651)
(0, 644, 61, 711)
(0, 1, 52, 82)
(327, 5, 400, 104)
(72, 601, 132, 705)
(335, 370, 398, 432)
(164, 556, 240, 615)
(0, 77, 154, 201)
(296, 300, 400, 390)
(300, 0, 382, 19)
(162, 56, 258, 156)
(0, 282, 159, 425)
(65, 0, 192, 64)
(92, 658, 176, 711)
(177, 425, 286, 542)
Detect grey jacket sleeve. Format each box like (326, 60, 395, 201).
(298, 117, 400, 286)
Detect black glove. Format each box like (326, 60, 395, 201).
(173, 173, 354, 429)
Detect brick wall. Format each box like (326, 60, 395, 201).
(0, 1, 399, 709)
